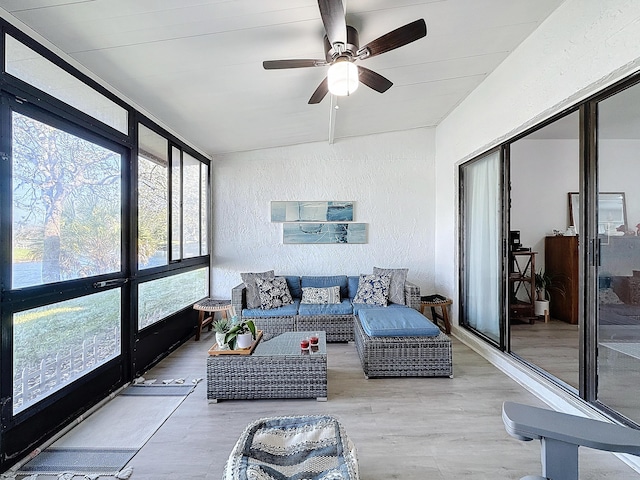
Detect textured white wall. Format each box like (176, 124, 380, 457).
(211, 128, 435, 298)
(434, 0, 640, 321)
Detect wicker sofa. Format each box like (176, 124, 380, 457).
(231, 274, 421, 342)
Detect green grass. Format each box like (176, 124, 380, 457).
(13, 267, 208, 372)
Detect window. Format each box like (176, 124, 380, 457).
(13, 289, 121, 414)
(138, 124, 169, 269)
(138, 267, 209, 329)
(169, 146, 209, 262)
(12, 112, 122, 288)
(171, 146, 182, 260)
(183, 153, 201, 259)
(200, 162, 209, 256)
(5, 35, 128, 134)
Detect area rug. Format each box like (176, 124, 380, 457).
(12, 382, 196, 479)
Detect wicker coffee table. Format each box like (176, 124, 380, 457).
(207, 331, 327, 403)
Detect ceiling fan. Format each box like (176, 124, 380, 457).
(262, 0, 427, 104)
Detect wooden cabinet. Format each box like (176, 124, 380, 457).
(545, 235, 579, 324)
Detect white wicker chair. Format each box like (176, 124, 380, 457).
(223, 415, 359, 480)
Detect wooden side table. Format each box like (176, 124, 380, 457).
(193, 298, 233, 341)
(420, 295, 452, 334)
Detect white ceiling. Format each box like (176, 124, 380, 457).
(0, 0, 566, 157)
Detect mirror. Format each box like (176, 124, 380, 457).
(568, 192, 627, 234)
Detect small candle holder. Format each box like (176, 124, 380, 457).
(309, 334, 319, 347)
(300, 338, 310, 351)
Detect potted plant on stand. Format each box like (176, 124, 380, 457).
(534, 270, 566, 320)
(213, 318, 231, 350)
(224, 319, 257, 350)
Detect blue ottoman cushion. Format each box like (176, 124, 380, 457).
(352, 302, 408, 315)
(358, 307, 440, 337)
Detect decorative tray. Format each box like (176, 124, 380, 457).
(208, 330, 263, 356)
(421, 294, 448, 303)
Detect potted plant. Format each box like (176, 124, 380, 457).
(534, 270, 566, 317)
(224, 319, 257, 350)
(213, 318, 231, 349)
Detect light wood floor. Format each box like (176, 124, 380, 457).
(510, 318, 580, 389)
(121, 328, 639, 479)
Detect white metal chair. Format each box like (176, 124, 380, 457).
(502, 401, 640, 480)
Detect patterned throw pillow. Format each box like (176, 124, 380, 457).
(352, 273, 391, 306)
(373, 267, 408, 305)
(301, 286, 341, 304)
(241, 270, 275, 309)
(256, 276, 293, 310)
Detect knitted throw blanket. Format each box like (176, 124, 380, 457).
(223, 415, 359, 480)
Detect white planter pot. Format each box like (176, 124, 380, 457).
(236, 332, 253, 349)
(215, 332, 228, 350)
(535, 300, 550, 317)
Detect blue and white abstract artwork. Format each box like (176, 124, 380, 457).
(283, 223, 367, 244)
(271, 201, 354, 222)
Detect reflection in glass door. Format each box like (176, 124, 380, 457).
(596, 82, 640, 424)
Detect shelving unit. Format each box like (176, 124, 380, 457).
(509, 251, 537, 324)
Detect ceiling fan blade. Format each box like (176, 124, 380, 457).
(308, 77, 329, 104)
(263, 59, 326, 70)
(318, 0, 347, 48)
(357, 66, 393, 93)
(357, 19, 427, 59)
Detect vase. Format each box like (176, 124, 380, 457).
(236, 332, 253, 349)
(535, 300, 550, 317)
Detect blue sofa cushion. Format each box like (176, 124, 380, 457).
(298, 299, 353, 316)
(347, 276, 359, 300)
(352, 302, 408, 315)
(301, 275, 348, 299)
(284, 275, 302, 299)
(243, 300, 300, 318)
(358, 307, 440, 337)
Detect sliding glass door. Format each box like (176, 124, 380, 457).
(5, 104, 128, 417)
(595, 82, 640, 424)
(460, 149, 503, 344)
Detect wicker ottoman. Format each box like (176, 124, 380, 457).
(223, 415, 359, 480)
(354, 313, 453, 378)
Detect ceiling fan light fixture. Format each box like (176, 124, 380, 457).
(327, 60, 358, 96)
